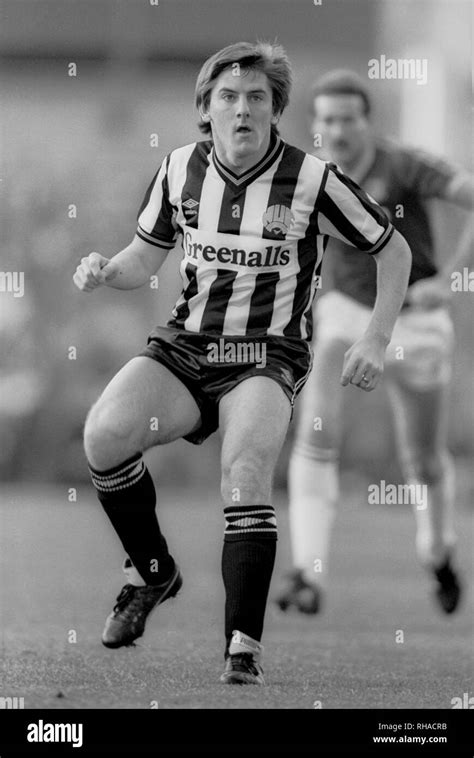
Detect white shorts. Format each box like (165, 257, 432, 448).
(315, 291, 454, 391)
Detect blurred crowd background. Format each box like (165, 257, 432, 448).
(1, 0, 472, 487)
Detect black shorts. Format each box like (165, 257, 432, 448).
(138, 326, 313, 445)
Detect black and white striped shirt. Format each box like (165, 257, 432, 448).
(137, 133, 393, 340)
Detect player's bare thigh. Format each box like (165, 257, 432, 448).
(84, 356, 202, 469)
(294, 338, 348, 451)
(219, 375, 292, 506)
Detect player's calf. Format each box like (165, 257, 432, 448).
(401, 451, 461, 613)
(221, 501, 277, 666)
(88, 451, 177, 587)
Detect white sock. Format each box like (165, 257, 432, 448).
(288, 442, 339, 586)
(411, 454, 457, 568)
(229, 630, 264, 662)
(122, 557, 146, 587)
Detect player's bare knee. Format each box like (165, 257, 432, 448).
(294, 401, 340, 450)
(295, 422, 338, 452)
(221, 453, 273, 502)
(84, 402, 140, 470)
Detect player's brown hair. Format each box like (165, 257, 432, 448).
(195, 41, 292, 136)
(311, 69, 371, 117)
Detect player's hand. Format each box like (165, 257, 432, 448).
(73, 252, 120, 292)
(340, 335, 386, 392)
(406, 275, 451, 310)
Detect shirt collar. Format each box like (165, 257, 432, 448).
(211, 131, 284, 189)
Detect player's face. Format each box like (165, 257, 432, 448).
(312, 95, 370, 168)
(203, 68, 277, 170)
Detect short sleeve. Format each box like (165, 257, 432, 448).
(136, 154, 179, 250)
(318, 163, 394, 254)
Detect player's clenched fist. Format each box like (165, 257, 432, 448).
(73, 252, 120, 292)
(340, 335, 386, 392)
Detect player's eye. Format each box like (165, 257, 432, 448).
(222, 93, 235, 102)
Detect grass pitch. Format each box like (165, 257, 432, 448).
(0, 477, 472, 709)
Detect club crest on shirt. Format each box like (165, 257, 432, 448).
(262, 204, 294, 237)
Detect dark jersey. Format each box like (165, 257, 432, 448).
(326, 139, 456, 308)
(137, 133, 393, 340)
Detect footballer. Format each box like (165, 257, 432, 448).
(276, 70, 473, 617)
(73, 43, 411, 684)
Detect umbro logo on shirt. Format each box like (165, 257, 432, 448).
(182, 198, 199, 218)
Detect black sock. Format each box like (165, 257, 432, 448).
(221, 504, 277, 655)
(88, 452, 175, 585)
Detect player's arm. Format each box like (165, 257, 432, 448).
(74, 154, 178, 293)
(442, 172, 474, 210)
(318, 163, 411, 392)
(340, 229, 411, 391)
(407, 172, 473, 308)
(398, 150, 473, 308)
(73, 235, 169, 293)
(407, 218, 473, 309)
(440, 216, 473, 272)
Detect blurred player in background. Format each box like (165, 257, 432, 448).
(276, 70, 473, 616)
(73, 46, 412, 684)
